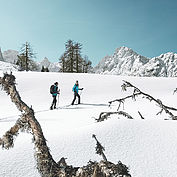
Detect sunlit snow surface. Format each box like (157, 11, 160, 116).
(0, 71, 177, 177)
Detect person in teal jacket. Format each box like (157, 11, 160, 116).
(50, 82, 60, 110)
(71, 80, 83, 105)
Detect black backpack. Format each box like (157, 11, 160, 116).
(50, 85, 54, 94)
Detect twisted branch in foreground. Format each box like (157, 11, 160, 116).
(0, 73, 131, 177)
(96, 111, 134, 122)
(0, 73, 59, 176)
(109, 80, 177, 120)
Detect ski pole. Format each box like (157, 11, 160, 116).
(57, 89, 60, 107)
(80, 89, 83, 96)
(80, 88, 83, 103)
(80, 88, 83, 96)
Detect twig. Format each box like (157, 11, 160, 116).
(138, 111, 145, 119)
(92, 134, 107, 161)
(173, 88, 177, 95)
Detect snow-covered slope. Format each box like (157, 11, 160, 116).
(0, 61, 19, 72)
(0, 72, 177, 177)
(94, 46, 177, 77)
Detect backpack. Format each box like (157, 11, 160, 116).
(50, 85, 54, 94)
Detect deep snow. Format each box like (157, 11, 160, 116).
(0, 71, 177, 177)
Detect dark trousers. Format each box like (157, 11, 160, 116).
(71, 92, 80, 105)
(51, 95, 57, 108)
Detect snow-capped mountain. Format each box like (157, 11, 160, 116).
(0, 49, 19, 71)
(0, 48, 4, 61)
(39, 57, 51, 68)
(1, 49, 60, 72)
(94, 46, 177, 77)
(38, 57, 60, 72)
(3, 49, 19, 64)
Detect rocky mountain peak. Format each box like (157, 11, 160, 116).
(0, 47, 4, 61)
(94, 46, 177, 77)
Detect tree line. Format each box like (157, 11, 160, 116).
(16, 40, 92, 72)
(59, 40, 92, 73)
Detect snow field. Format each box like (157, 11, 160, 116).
(0, 71, 177, 177)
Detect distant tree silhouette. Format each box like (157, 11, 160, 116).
(59, 40, 92, 73)
(17, 42, 37, 71)
(41, 66, 49, 72)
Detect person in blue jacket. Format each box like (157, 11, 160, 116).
(71, 80, 83, 105)
(50, 82, 60, 110)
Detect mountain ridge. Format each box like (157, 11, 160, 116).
(94, 46, 177, 77)
(1, 47, 177, 76)
(1, 49, 60, 72)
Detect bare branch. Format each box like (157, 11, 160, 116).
(109, 80, 177, 120)
(92, 134, 107, 162)
(96, 111, 134, 122)
(173, 88, 177, 95)
(109, 93, 141, 111)
(138, 111, 145, 119)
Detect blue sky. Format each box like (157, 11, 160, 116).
(0, 0, 177, 66)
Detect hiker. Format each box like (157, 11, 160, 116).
(50, 82, 60, 110)
(71, 80, 83, 105)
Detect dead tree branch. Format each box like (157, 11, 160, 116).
(108, 93, 141, 111)
(173, 88, 177, 95)
(96, 111, 134, 122)
(92, 134, 107, 161)
(138, 111, 145, 119)
(0, 73, 59, 176)
(109, 80, 177, 120)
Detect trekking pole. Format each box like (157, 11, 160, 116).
(80, 88, 83, 104)
(57, 89, 60, 108)
(80, 89, 83, 96)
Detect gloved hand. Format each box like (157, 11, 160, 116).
(81, 88, 84, 90)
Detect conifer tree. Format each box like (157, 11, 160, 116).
(41, 66, 45, 72)
(65, 40, 75, 72)
(45, 67, 49, 72)
(17, 42, 36, 71)
(82, 55, 92, 73)
(59, 53, 67, 72)
(74, 42, 82, 73)
(41, 66, 49, 72)
(59, 40, 92, 73)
